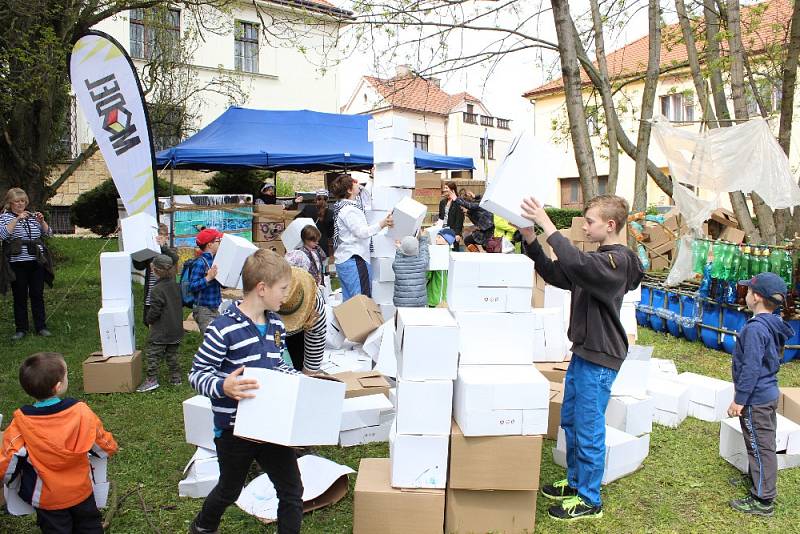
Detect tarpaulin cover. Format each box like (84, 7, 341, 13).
(155, 107, 474, 172)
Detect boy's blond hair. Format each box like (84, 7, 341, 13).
(242, 249, 291, 292)
(584, 194, 629, 235)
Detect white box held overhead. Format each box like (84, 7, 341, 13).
(100, 252, 132, 307)
(389, 423, 449, 489)
(387, 197, 427, 239)
(447, 253, 534, 313)
(281, 218, 316, 252)
(120, 212, 160, 262)
(212, 233, 258, 289)
(395, 308, 459, 380)
(395, 379, 453, 435)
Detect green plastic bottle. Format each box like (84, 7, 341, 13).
(770, 248, 783, 275)
(729, 245, 741, 282)
(760, 248, 771, 275)
(781, 249, 793, 287)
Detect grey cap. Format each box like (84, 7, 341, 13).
(400, 236, 419, 256)
(151, 254, 174, 270)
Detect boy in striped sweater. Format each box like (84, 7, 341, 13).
(188, 250, 303, 534)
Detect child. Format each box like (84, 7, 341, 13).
(519, 195, 644, 522)
(188, 249, 303, 534)
(728, 272, 793, 516)
(188, 228, 224, 333)
(137, 254, 184, 392)
(447, 189, 494, 248)
(135, 223, 179, 323)
(0, 352, 118, 533)
(393, 234, 430, 308)
(427, 228, 455, 307)
(284, 224, 327, 286)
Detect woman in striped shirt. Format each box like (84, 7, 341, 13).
(0, 188, 53, 340)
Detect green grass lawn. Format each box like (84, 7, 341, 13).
(1, 237, 799, 533)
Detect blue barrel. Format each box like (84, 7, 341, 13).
(784, 320, 800, 362)
(681, 295, 699, 342)
(649, 289, 667, 332)
(637, 285, 651, 326)
(720, 308, 747, 354)
(700, 302, 722, 350)
(665, 292, 682, 338)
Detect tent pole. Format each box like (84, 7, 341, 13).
(169, 163, 175, 248)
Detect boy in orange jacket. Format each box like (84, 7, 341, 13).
(0, 352, 118, 533)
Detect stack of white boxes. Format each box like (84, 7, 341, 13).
(179, 395, 219, 498)
(98, 251, 135, 356)
(676, 372, 735, 422)
(389, 308, 459, 489)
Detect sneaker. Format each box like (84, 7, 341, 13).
(730, 495, 774, 516)
(541, 479, 579, 501)
(37, 329, 52, 337)
(170, 374, 183, 386)
(136, 378, 160, 392)
(188, 519, 219, 534)
(11, 331, 25, 341)
(548, 496, 603, 522)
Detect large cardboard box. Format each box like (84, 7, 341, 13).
(371, 256, 395, 282)
(535, 361, 569, 383)
(371, 187, 413, 212)
(449, 420, 541, 490)
(371, 228, 398, 258)
(553, 426, 650, 484)
(178, 447, 219, 498)
(333, 295, 384, 343)
(234, 369, 345, 446)
(606, 395, 654, 437)
(445, 489, 537, 534)
(720, 415, 800, 473)
(212, 233, 258, 289)
(610, 345, 652, 397)
(368, 116, 412, 142)
(396, 379, 453, 435)
(781, 387, 800, 423)
(454, 310, 538, 365)
(253, 206, 299, 242)
(374, 162, 415, 188)
(395, 308, 459, 380)
(281, 217, 316, 252)
(374, 138, 415, 166)
(353, 458, 444, 534)
(416, 172, 442, 189)
(82, 351, 142, 393)
(453, 365, 549, 436)
(547, 382, 564, 440)
(387, 197, 427, 239)
(100, 252, 133, 307)
(447, 253, 534, 313)
(98, 304, 135, 357)
(120, 212, 160, 262)
(719, 226, 746, 244)
(676, 372, 735, 422)
(183, 395, 216, 451)
(647, 377, 690, 428)
(428, 244, 450, 271)
(341, 393, 394, 431)
(372, 280, 395, 305)
(340, 420, 393, 447)
(389, 423, 449, 489)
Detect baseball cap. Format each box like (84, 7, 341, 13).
(438, 228, 456, 246)
(151, 254, 174, 270)
(739, 272, 788, 304)
(196, 228, 224, 247)
(260, 183, 275, 193)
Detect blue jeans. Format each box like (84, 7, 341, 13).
(336, 255, 372, 301)
(561, 354, 618, 507)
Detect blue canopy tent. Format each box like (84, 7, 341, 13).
(155, 107, 474, 172)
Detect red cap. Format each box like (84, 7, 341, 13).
(196, 228, 224, 246)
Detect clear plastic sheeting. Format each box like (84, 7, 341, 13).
(666, 235, 696, 286)
(652, 117, 800, 234)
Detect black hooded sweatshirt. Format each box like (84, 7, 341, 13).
(523, 231, 644, 371)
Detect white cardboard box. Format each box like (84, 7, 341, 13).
(646, 377, 690, 428)
(428, 245, 450, 271)
(478, 130, 559, 228)
(395, 379, 453, 435)
(319, 349, 373, 374)
(374, 321, 398, 378)
(389, 423, 449, 489)
(325, 306, 350, 350)
(340, 393, 394, 431)
(720, 414, 800, 473)
(648, 358, 678, 381)
(98, 304, 135, 357)
(100, 252, 132, 307)
(553, 426, 650, 484)
(372, 280, 395, 305)
(213, 233, 258, 289)
(371, 256, 395, 282)
(183, 395, 216, 451)
(339, 420, 393, 447)
(675, 372, 735, 422)
(362, 321, 387, 360)
(374, 162, 415, 188)
(120, 212, 160, 262)
(621, 303, 638, 341)
(371, 228, 398, 258)
(624, 285, 642, 304)
(368, 116, 412, 142)
(387, 197, 427, 239)
(366, 209, 391, 226)
(373, 138, 415, 166)
(370, 187, 412, 212)
(531, 308, 568, 362)
(179, 447, 220, 498)
(446, 253, 534, 312)
(281, 217, 316, 252)
(379, 303, 397, 321)
(610, 345, 653, 397)
(453, 365, 550, 436)
(395, 308, 459, 380)
(454, 310, 538, 365)
(234, 368, 346, 446)
(606, 395, 654, 437)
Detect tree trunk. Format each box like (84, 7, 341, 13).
(589, 0, 619, 194)
(781, 0, 800, 236)
(704, 0, 732, 125)
(551, 0, 599, 202)
(675, 0, 716, 125)
(632, 0, 661, 212)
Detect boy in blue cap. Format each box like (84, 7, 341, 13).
(728, 272, 794, 516)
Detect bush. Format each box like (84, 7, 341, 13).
(545, 207, 583, 230)
(70, 178, 191, 236)
(204, 169, 273, 196)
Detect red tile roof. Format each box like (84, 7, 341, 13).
(523, 0, 791, 99)
(365, 74, 484, 115)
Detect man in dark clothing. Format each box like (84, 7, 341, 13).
(447, 190, 493, 247)
(519, 194, 643, 522)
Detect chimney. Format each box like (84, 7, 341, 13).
(395, 64, 413, 78)
(429, 77, 441, 88)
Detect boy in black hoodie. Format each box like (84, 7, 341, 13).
(519, 194, 643, 522)
(727, 272, 793, 516)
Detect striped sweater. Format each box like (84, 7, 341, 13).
(188, 304, 299, 431)
(0, 212, 52, 262)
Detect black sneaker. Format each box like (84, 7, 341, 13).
(730, 495, 774, 516)
(548, 496, 603, 522)
(188, 520, 219, 534)
(541, 478, 579, 500)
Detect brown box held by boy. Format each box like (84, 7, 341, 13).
(333, 371, 391, 399)
(333, 295, 384, 343)
(444, 488, 537, 534)
(353, 458, 444, 534)
(83, 351, 143, 394)
(449, 420, 542, 490)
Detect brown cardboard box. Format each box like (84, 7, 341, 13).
(82, 351, 143, 393)
(333, 371, 391, 399)
(354, 458, 444, 534)
(444, 489, 537, 534)
(650, 255, 670, 271)
(569, 217, 587, 241)
(645, 226, 673, 247)
(333, 295, 384, 343)
(255, 240, 287, 256)
(535, 362, 569, 383)
(720, 226, 746, 244)
(449, 420, 542, 490)
(581, 241, 599, 253)
(663, 215, 680, 232)
(780, 388, 800, 424)
(416, 172, 442, 189)
(253, 207, 299, 242)
(651, 239, 676, 256)
(547, 382, 564, 440)
(710, 208, 738, 228)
